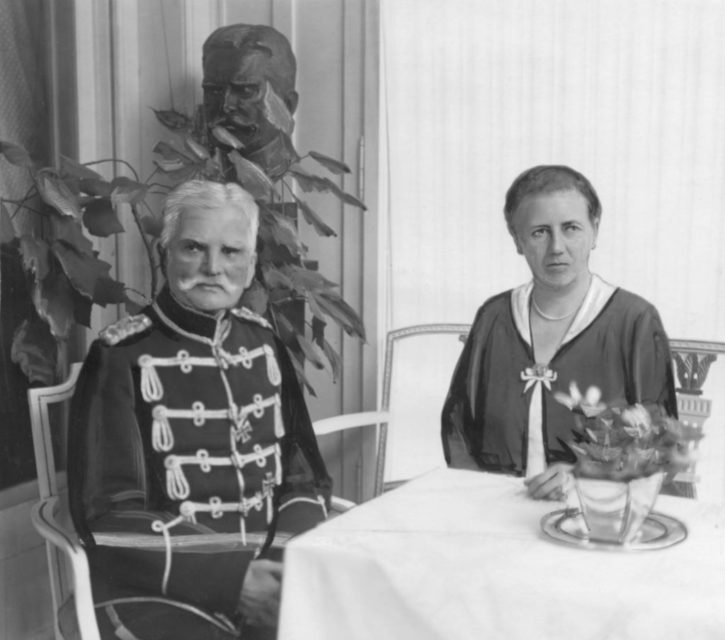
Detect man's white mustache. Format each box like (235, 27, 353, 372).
(176, 277, 231, 293)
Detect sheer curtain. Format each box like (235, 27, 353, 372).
(379, 0, 725, 501)
(380, 0, 725, 338)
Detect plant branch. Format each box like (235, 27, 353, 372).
(140, 200, 156, 216)
(143, 166, 161, 184)
(84, 159, 140, 182)
(269, 294, 304, 307)
(281, 178, 294, 196)
(5, 183, 40, 218)
(124, 286, 152, 305)
(140, 200, 164, 229)
(267, 307, 281, 334)
(3, 199, 45, 217)
(130, 204, 158, 298)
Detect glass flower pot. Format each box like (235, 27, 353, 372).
(569, 471, 665, 544)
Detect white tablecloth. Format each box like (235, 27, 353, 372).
(278, 468, 725, 640)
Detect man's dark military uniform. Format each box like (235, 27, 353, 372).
(68, 287, 331, 639)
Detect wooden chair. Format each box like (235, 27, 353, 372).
(31, 362, 374, 637)
(378, 324, 471, 491)
(357, 328, 725, 502)
(31, 496, 100, 640)
(313, 332, 723, 504)
(313, 410, 391, 505)
(28, 362, 100, 640)
(313, 325, 470, 505)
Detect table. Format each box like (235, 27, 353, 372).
(278, 468, 725, 640)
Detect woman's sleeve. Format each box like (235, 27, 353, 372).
(441, 309, 486, 470)
(627, 304, 678, 417)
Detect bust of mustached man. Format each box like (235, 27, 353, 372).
(202, 24, 300, 179)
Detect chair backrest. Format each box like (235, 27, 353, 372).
(28, 362, 83, 501)
(28, 362, 84, 640)
(669, 339, 725, 502)
(379, 324, 470, 487)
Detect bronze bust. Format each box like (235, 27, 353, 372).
(202, 24, 300, 179)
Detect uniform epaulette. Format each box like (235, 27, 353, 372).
(99, 314, 153, 346)
(231, 306, 273, 330)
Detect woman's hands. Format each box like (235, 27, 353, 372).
(239, 559, 284, 628)
(524, 462, 574, 500)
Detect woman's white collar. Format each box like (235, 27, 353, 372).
(511, 274, 616, 348)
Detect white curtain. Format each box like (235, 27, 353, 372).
(379, 0, 725, 502)
(380, 0, 725, 339)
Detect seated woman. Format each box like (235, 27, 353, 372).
(441, 165, 677, 499)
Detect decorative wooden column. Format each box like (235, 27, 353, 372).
(669, 339, 725, 498)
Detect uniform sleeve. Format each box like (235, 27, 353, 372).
(272, 337, 332, 536)
(68, 340, 147, 534)
(626, 304, 678, 417)
(67, 341, 251, 618)
(441, 308, 487, 470)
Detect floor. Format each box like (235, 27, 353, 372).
(0, 498, 54, 640)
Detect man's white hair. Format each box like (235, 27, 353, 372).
(160, 180, 259, 249)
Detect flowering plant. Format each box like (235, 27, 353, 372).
(554, 383, 702, 481)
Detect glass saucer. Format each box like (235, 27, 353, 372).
(540, 509, 687, 551)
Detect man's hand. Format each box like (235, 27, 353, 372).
(239, 559, 283, 628)
(524, 463, 573, 500)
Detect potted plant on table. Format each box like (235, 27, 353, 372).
(554, 383, 701, 544)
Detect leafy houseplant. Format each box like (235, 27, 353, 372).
(0, 144, 130, 384)
(554, 383, 700, 543)
(0, 80, 366, 391)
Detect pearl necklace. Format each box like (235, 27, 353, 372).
(531, 297, 577, 321)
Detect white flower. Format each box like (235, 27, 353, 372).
(554, 382, 606, 417)
(620, 403, 653, 438)
(584, 385, 602, 407)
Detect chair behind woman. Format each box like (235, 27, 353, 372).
(382, 324, 470, 489)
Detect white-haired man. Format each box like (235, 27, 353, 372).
(68, 180, 330, 640)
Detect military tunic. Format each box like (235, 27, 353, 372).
(68, 287, 331, 639)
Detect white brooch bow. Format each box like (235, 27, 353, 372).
(520, 364, 557, 393)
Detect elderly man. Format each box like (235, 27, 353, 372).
(68, 180, 330, 639)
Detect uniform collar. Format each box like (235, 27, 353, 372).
(511, 274, 617, 348)
(152, 286, 231, 342)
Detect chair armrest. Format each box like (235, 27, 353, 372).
(31, 497, 101, 640)
(330, 496, 356, 514)
(313, 411, 390, 436)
